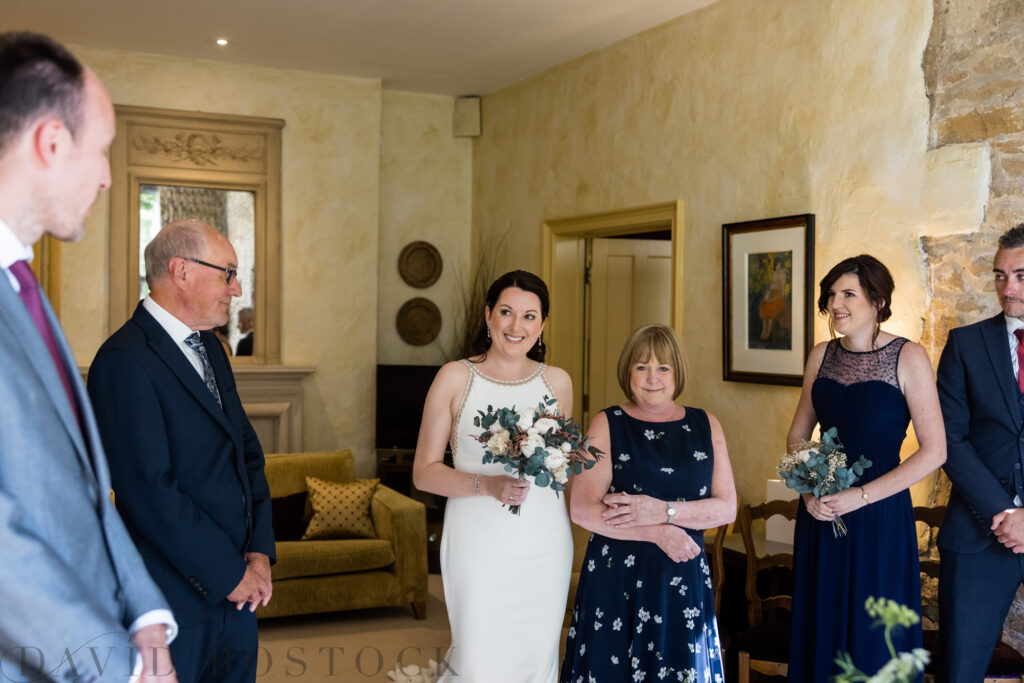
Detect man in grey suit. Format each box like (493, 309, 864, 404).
(0, 32, 177, 682)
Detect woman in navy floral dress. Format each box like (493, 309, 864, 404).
(561, 324, 736, 683)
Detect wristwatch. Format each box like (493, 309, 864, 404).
(861, 487, 870, 504)
(666, 502, 676, 524)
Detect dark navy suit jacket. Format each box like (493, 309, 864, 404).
(937, 313, 1024, 554)
(88, 302, 275, 626)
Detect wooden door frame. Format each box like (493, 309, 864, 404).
(541, 201, 685, 422)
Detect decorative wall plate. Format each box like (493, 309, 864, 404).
(396, 297, 442, 345)
(398, 241, 443, 288)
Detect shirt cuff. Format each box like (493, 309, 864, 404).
(128, 609, 178, 643)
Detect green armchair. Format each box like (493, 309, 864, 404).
(257, 450, 428, 619)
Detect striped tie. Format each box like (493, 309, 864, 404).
(184, 332, 222, 408)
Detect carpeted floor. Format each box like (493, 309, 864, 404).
(256, 574, 452, 681)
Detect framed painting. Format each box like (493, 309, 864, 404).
(722, 214, 815, 386)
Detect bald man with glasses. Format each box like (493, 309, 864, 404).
(88, 219, 275, 683)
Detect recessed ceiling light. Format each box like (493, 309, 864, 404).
(216, 38, 229, 46)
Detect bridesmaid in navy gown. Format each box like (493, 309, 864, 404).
(561, 324, 736, 683)
(786, 255, 946, 681)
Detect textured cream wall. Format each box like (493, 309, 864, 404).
(378, 91, 473, 366)
(63, 46, 383, 475)
(472, 0, 989, 506)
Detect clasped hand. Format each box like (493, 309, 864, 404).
(601, 492, 699, 563)
(601, 492, 664, 527)
(227, 552, 273, 612)
(485, 474, 531, 506)
(992, 508, 1024, 553)
(654, 525, 701, 563)
(803, 489, 865, 521)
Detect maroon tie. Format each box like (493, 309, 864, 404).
(9, 260, 79, 420)
(1016, 329, 1024, 393)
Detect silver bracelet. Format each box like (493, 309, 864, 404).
(473, 474, 481, 496)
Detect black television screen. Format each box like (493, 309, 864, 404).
(376, 364, 442, 450)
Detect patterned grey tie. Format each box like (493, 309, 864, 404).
(184, 332, 222, 408)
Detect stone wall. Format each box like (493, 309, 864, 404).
(922, 0, 1024, 655)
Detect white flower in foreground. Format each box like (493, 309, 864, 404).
(486, 429, 510, 454)
(524, 431, 546, 454)
(515, 407, 536, 431)
(794, 448, 814, 464)
(534, 417, 559, 434)
(544, 448, 566, 471)
(560, 441, 572, 452)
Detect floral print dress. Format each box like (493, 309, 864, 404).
(560, 407, 724, 683)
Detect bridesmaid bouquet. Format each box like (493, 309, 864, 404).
(473, 395, 603, 515)
(776, 427, 872, 537)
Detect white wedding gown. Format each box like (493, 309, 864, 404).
(438, 360, 573, 683)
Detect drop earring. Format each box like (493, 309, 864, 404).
(537, 333, 544, 350)
(486, 327, 491, 340)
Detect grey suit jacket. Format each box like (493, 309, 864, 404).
(0, 274, 169, 682)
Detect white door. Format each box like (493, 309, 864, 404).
(585, 237, 673, 426)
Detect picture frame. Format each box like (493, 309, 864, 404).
(722, 214, 815, 386)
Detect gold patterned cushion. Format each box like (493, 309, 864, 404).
(302, 476, 379, 540)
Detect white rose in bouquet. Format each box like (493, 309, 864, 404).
(487, 428, 511, 455)
(524, 431, 547, 455)
(533, 417, 559, 434)
(554, 464, 569, 484)
(516, 407, 536, 432)
(543, 447, 566, 472)
(795, 448, 814, 464)
(560, 441, 572, 453)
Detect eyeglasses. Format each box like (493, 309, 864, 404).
(185, 257, 238, 284)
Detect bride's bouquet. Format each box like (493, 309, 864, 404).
(473, 395, 603, 515)
(776, 427, 872, 537)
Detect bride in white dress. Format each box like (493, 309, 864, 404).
(413, 270, 574, 683)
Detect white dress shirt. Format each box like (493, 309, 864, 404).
(142, 295, 206, 380)
(0, 218, 35, 292)
(1006, 315, 1024, 381)
(1006, 315, 1024, 507)
(0, 219, 178, 656)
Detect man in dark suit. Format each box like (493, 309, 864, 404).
(235, 307, 253, 356)
(937, 223, 1024, 682)
(0, 32, 177, 683)
(89, 218, 275, 683)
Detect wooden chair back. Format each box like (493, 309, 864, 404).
(738, 499, 798, 627)
(708, 521, 729, 621)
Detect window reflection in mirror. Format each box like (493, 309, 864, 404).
(138, 184, 256, 356)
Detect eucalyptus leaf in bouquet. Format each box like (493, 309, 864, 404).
(776, 426, 872, 536)
(473, 395, 603, 514)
